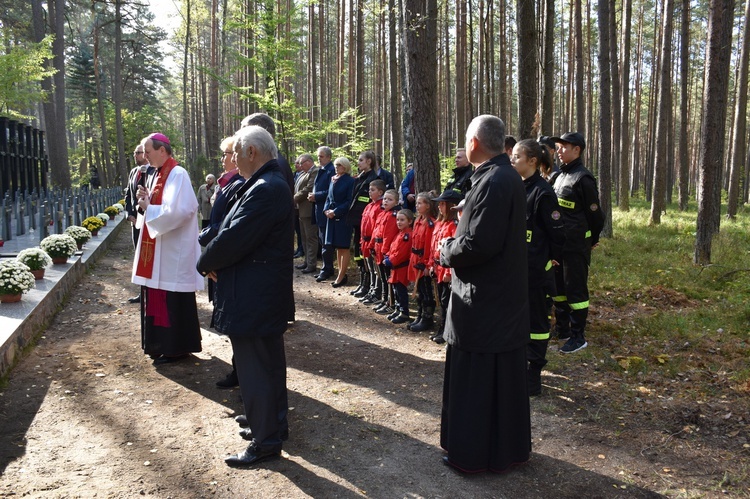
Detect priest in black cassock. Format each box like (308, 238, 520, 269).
(439, 114, 531, 473)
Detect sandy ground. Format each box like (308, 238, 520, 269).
(0, 230, 743, 498)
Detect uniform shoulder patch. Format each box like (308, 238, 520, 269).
(452, 220, 459, 226)
(590, 203, 599, 211)
(428, 219, 435, 228)
(551, 210, 561, 221)
(403, 233, 410, 241)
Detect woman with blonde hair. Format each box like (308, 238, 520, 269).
(323, 157, 356, 287)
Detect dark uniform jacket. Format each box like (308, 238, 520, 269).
(444, 165, 473, 196)
(524, 171, 565, 285)
(552, 158, 604, 256)
(440, 154, 529, 353)
(311, 162, 335, 228)
(346, 169, 378, 226)
(196, 159, 294, 338)
(198, 172, 245, 246)
(125, 165, 154, 219)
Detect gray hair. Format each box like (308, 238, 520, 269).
(333, 156, 351, 174)
(241, 113, 276, 138)
(206, 174, 216, 181)
(466, 115, 506, 156)
(297, 153, 314, 164)
(234, 126, 278, 160)
(317, 146, 332, 160)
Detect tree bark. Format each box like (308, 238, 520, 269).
(574, 0, 585, 131)
(618, 0, 632, 211)
(113, 0, 127, 184)
(650, 0, 674, 225)
(597, 0, 612, 238)
(388, 0, 403, 174)
(727, 0, 750, 218)
(541, 0, 555, 135)
(694, 0, 734, 265)
(404, 0, 439, 193)
(516, 0, 538, 139)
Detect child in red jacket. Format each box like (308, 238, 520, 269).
(429, 189, 461, 344)
(407, 192, 437, 332)
(370, 189, 400, 314)
(385, 209, 414, 324)
(359, 179, 386, 303)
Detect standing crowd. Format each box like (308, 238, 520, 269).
(123, 112, 603, 475)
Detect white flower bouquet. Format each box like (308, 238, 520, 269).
(65, 225, 93, 246)
(40, 234, 78, 258)
(16, 248, 53, 271)
(96, 212, 110, 222)
(112, 203, 124, 212)
(0, 260, 36, 295)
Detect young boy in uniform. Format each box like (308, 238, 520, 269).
(360, 180, 386, 304)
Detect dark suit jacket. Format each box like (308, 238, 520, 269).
(197, 160, 294, 338)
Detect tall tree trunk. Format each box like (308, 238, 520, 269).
(93, 25, 112, 188)
(399, 0, 412, 162)
(182, 0, 191, 163)
(389, 0, 403, 174)
(597, 0, 612, 238)
(631, 10, 643, 196)
(727, 0, 750, 218)
(113, 0, 127, 184)
(694, 0, 734, 264)
(455, 0, 467, 141)
(618, 0, 632, 210)
(574, 0, 585, 131)
(609, 0, 621, 202)
(208, 0, 220, 166)
(541, 0, 555, 135)
(650, 0, 674, 225)
(404, 0, 439, 193)
(516, 0, 538, 139)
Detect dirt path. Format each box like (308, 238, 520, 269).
(0, 230, 739, 497)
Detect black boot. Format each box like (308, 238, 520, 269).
(353, 267, 370, 297)
(406, 304, 423, 330)
(411, 305, 435, 332)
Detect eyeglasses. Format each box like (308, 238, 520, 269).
(135, 151, 144, 155)
(222, 151, 233, 156)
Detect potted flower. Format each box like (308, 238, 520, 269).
(65, 225, 93, 250)
(104, 206, 119, 219)
(82, 216, 105, 235)
(96, 212, 110, 227)
(16, 248, 53, 279)
(118, 198, 126, 208)
(0, 260, 36, 302)
(40, 234, 78, 264)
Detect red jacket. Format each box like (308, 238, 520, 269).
(360, 199, 382, 257)
(387, 228, 413, 286)
(373, 207, 399, 264)
(408, 216, 435, 282)
(430, 219, 458, 283)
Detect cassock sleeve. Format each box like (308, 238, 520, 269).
(144, 169, 199, 238)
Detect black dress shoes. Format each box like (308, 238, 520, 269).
(315, 272, 332, 282)
(235, 414, 249, 427)
(301, 268, 316, 274)
(152, 354, 189, 365)
(225, 445, 281, 467)
(294, 263, 307, 270)
(331, 275, 348, 288)
(293, 250, 304, 258)
(239, 427, 253, 440)
(216, 370, 239, 389)
(128, 295, 141, 304)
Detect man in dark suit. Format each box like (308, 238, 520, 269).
(124, 143, 153, 304)
(197, 125, 294, 467)
(307, 146, 336, 281)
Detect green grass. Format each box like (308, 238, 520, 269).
(586, 199, 750, 385)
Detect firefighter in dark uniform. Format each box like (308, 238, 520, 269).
(347, 151, 379, 297)
(444, 147, 473, 195)
(549, 132, 604, 354)
(511, 139, 566, 395)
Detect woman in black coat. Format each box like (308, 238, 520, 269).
(196, 125, 294, 468)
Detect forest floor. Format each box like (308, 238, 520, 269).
(0, 229, 748, 498)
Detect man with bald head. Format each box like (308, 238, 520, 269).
(439, 115, 531, 474)
(132, 133, 203, 365)
(197, 125, 294, 468)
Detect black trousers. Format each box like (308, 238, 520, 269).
(131, 226, 140, 249)
(230, 334, 288, 450)
(416, 275, 436, 308)
(392, 282, 409, 313)
(318, 226, 334, 274)
(553, 250, 590, 339)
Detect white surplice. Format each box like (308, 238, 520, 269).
(131, 165, 204, 292)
